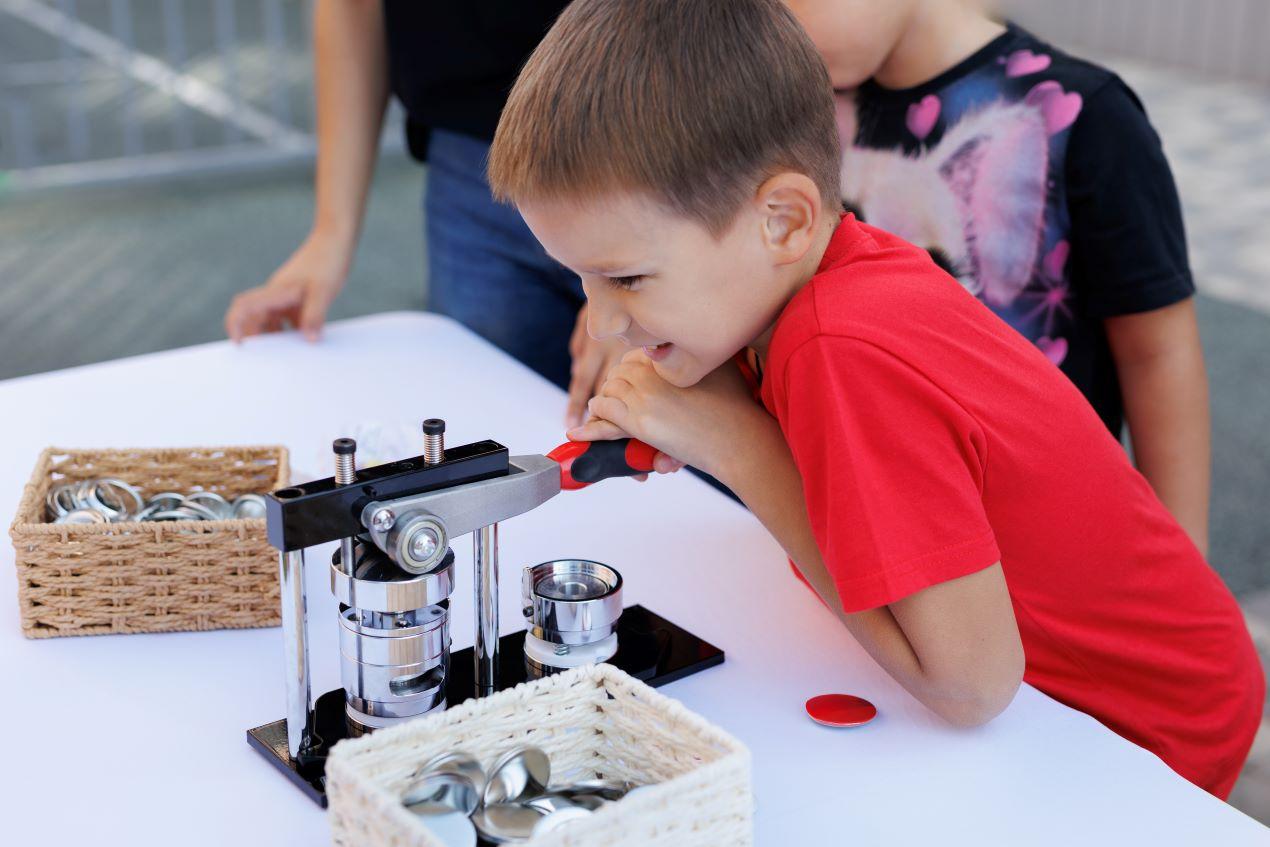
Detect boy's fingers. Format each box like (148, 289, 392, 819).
(653, 452, 684, 474)
(587, 395, 631, 431)
(609, 359, 655, 390)
(565, 351, 603, 429)
(566, 417, 626, 442)
(599, 376, 636, 404)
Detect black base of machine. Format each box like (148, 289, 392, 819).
(246, 604, 724, 807)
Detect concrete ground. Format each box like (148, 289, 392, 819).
(0, 53, 1268, 823)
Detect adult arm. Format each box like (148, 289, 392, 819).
(226, 0, 390, 341)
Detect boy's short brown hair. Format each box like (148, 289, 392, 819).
(488, 0, 840, 235)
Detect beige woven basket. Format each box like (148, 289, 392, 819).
(327, 663, 753, 847)
(8, 445, 288, 638)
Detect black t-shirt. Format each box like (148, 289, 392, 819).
(382, 1, 569, 158)
(844, 23, 1194, 435)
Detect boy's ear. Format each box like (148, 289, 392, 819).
(755, 173, 823, 265)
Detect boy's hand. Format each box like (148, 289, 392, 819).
(565, 304, 628, 429)
(568, 349, 765, 479)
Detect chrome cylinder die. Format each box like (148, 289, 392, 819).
(333, 540, 455, 730)
(522, 560, 623, 676)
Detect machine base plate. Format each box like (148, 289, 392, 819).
(246, 604, 724, 807)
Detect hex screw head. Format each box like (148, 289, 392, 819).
(423, 419, 445, 465)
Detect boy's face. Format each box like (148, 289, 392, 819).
(518, 192, 791, 388)
(784, 0, 915, 88)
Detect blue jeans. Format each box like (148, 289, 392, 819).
(425, 129, 584, 390)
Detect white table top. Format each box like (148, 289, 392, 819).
(2, 312, 1265, 845)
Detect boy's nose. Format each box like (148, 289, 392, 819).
(584, 288, 630, 341)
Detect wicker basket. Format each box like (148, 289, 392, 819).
(327, 663, 754, 847)
(8, 445, 288, 639)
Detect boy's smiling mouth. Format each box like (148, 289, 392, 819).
(642, 342, 674, 361)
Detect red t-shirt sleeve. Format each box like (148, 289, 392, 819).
(780, 336, 1002, 613)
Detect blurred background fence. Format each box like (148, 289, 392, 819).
(0, 0, 402, 190)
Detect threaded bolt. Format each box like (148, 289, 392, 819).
(333, 437, 357, 484)
(422, 419, 445, 465)
(554, 643, 570, 656)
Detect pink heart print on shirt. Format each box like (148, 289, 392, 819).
(1005, 49, 1052, 78)
(1036, 336, 1069, 366)
(1025, 81, 1083, 135)
(1043, 239, 1069, 280)
(906, 94, 941, 140)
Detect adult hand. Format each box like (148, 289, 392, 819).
(225, 230, 353, 342)
(564, 303, 629, 428)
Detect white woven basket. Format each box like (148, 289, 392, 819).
(327, 663, 753, 847)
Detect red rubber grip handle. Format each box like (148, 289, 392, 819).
(547, 439, 658, 490)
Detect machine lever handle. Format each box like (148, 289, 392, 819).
(547, 438, 658, 491)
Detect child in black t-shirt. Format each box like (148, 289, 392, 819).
(786, 1, 1210, 556)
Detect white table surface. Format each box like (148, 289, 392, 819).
(1, 312, 1265, 845)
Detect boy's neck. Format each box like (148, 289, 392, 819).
(873, 1, 1005, 91)
(749, 214, 838, 366)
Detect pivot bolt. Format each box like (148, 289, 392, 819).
(394, 514, 449, 573)
(408, 526, 440, 562)
(371, 508, 395, 533)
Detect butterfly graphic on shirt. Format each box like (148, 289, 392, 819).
(835, 78, 1082, 366)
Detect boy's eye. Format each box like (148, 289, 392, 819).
(605, 274, 644, 290)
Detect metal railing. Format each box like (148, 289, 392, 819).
(0, 0, 405, 191)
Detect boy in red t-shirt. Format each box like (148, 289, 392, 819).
(486, 0, 1263, 797)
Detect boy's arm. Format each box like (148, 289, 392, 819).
(717, 414, 1025, 727)
(574, 352, 1023, 726)
(1105, 298, 1210, 556)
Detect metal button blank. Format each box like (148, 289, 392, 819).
(402, 772, 480, 817)
(483, 747, 551, 807)
(44, 478, 272, 524)
(470, 803, 545, 844)
(55, 508, 108, 525)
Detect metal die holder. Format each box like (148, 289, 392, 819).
(334, 541, 455, 730)
(330, 541, 456, 611)
(522, 560, 624, 646)
(522, 560, 623, 676)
